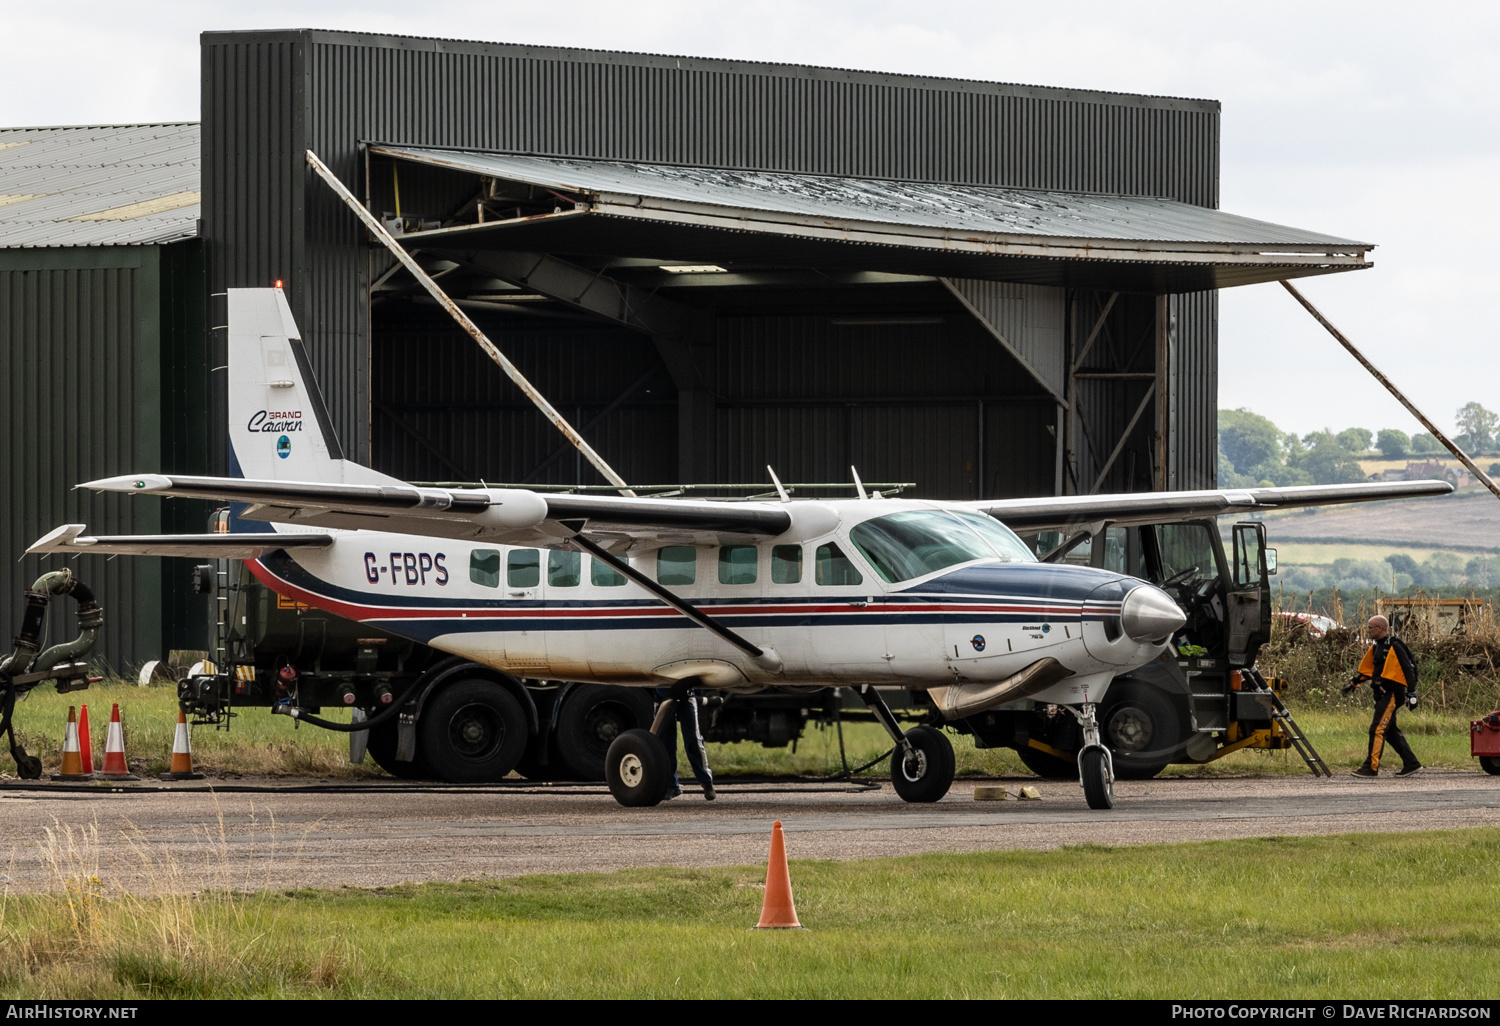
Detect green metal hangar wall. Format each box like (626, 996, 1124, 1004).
(203, 30, 1369, 500)
(0, 124, 207, 671)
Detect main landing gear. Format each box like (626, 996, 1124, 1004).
(604, 682, 693, 807)
(858, 685, 956, 803)
(1070, 702, 1116, 810)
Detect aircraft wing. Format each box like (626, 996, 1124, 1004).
(73, 473, 793, 547)
(970, 480, 1455, 533)
(27, 524, 334, 558)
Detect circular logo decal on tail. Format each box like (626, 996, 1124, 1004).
(970, 634, 986, 652)
(277, 434, 292, 459)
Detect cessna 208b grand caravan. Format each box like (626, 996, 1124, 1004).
(30, 289, 1450, 808)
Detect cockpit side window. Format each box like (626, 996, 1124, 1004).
(815, 543, 863, 586)
(849, 510, 1002, 584)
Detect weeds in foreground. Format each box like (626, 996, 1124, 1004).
(0, 814, 399, 998)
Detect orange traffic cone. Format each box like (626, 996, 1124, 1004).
(76, 704, 97, 779)
(100, 704, 140, 781)
(158, 708, 204, 781)
(754, 820, 804, 929)
(51, 706, 93, 781)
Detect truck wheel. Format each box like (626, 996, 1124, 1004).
(418, 679, 528, 783)
(605, 728, 672, 807)
(366, 718, 433, 780)
(1017, 744, 1076, 779)
(555, 685, 655, 781)
(1481, 756, 1500, 776)
(1080, 747, 1115, 810)
(890, 726, 955, 803)
(1102, 683, 1179, 780)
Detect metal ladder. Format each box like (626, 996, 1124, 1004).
(1245, 669, 1331, 777)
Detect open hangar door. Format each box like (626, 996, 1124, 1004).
(359, 146, 1366, 499)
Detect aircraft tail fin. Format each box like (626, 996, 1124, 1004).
(227, 288, 397, 486)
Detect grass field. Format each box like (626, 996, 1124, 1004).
(1269, 541, 1484, 567)
(2, 681, 1489, 780)
(4, 829, 1499, 998)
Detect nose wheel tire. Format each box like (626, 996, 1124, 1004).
(890, 725, 956, 803)
(605, 728, 673, 806)
(1080, 747, 1115, 810)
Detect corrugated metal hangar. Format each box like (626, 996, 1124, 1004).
(2, 29, 1372, 669)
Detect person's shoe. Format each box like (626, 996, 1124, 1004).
(703, 783, 717, 801)
(1350, 766, 1378, 777)
(1397, 764, 1423, 777)
(663, 785, 682, 800)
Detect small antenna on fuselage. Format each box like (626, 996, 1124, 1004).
(850, 465, 869, 500)
(766, 465, 791, 503)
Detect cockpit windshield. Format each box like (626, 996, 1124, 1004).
(849, 509, 1036, 584)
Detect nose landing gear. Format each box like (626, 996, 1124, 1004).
(1070, 702, 1116, 810)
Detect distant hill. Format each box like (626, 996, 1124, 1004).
(1250, 487, 1500, 554)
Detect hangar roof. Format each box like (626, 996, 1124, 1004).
(374, 145, 1372, 292)
(0, 123, 200, 248)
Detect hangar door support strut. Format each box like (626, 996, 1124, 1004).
(305, 149, 636, 496)
(1280, 280, 1500, 504)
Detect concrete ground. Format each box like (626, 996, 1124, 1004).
(3, 771, 1498, 893)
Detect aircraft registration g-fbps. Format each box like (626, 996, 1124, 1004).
(30, 289, 1451, 809)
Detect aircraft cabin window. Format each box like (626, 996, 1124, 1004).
(719, 546, 758, 585)
(548, 550, 581, 588)
(470, 549, 501, 589)
(771, 545, 802, 584)
(849, 510, 1001, 584)
(815, 543, 863, 586)
(590, 556, 627, 588)
(657, 546, 697, 586)
(507, 549, 540, 589)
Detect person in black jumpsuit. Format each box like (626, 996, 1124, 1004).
(653, 686, 716, 800)
(1345, 615, 1422, 777)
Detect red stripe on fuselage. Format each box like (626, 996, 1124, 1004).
(245, 557, 1097, 625)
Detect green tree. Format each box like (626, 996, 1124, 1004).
(1384, 553, 1419, 576)
(1337, 427, 1373, 453)
(1411, 432, 1443, 454)
(1292, 437, 1366, 484)
(1376, 429, 1410, 458)
(1218, 409, 1285, 477)
(1455, 401, 1498, 452)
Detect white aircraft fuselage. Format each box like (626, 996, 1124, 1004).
(238, 497, 1178, 706)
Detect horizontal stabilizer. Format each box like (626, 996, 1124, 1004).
(27, 524, 334, 559)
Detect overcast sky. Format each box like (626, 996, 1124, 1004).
(4, 1, 1495, 442)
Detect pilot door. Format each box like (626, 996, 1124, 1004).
(1227, 522, 1272, 664)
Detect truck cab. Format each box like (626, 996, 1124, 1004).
(958, 519, 1285, 779)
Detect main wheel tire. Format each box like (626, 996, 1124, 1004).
(1480, 755, 1500, 776)
(1101, 684, 1180, 780)
(417, 679, 529, 783)
(366, 716, 433, 780)
(605, 728, 672, 807)
(890, 725, 956, 803)
(1081, 747, 1115, 810)
(1017, 744, 1077, 780)
(555, 684, 655, 781)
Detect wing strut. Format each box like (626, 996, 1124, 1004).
(569, 533, 783, 673)
(305, 148, 636, 498)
